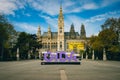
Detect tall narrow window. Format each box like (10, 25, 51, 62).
(44, 43, 46, 48)
(60, 29, 62, 33)
(60, 42, 62, 48)
(67, 43, 68, 49)
(60, 27, 62, 33)
(56, 43, 57, 49)
(43, 43, 44, 48)
(48, 43, 50, 49)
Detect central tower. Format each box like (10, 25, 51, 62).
(57, 6, 64, 51)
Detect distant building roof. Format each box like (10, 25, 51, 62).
(42, 32, 79, 37)
(42, 32, 48, 37)
(42, 32, 58, 38)
(52, 32, 58, 37)
(64, 32, 79, 36)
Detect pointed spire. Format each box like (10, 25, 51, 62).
(38, 25, 41, 31)
(48, 25, 51, 38)
(48, 25, 51, 32)
(80, 23, 86, 39)
(59, 4, 63, 19)
(60, 0, 62, 11)
(37, 25, 41, 38)
(70, 23, 76, 39)
(71, 23, 74, 28)
(60, 0, 62, 8)
(58, 3, 64, 30)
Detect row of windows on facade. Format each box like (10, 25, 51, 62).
(42, 42, 68, 49)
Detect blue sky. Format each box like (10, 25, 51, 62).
(0, 0, 120, 37)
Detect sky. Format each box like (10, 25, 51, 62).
(0, 0, 120, 37)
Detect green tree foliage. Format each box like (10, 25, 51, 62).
(15, 32, 41, 59)
(90, 18, 120, 60)
(16, 32, 29, 59)
(98, 28, 118, 49)
(102, 18, 120, 43)
(90, 36, 102, 50)
(0, 15, 17, 60)
(100, 18, 120, 53)
(0, 23, 8, 60)
(0, 15, 9, 45)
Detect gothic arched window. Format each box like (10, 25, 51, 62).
(60, 42, 62, 48)
(60, 27, 62, 33)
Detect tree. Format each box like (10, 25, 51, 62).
(0, 24, 8, 60)
(0, 15, 18, 61)
(90, 17, 120, 60)
(89, 36, 103, 59)
(28, 34, 42, 59)
(15, 32, 41, 59)
(101, 18, 120, 45)
(15, 32, 29, 59)
(98, 28, 118, 49)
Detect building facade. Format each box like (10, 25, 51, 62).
(37, 6, 87, 53)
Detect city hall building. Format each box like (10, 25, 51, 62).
(36, 6, 88, 53)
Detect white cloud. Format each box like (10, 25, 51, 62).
(26, 0, 100, 15)
(85, 14, 106, 23)
(40, 14, 58, 31)
(13, 22, 48, 35)
(25, 13, 31, 17)
(100, 0, 120, 7)
(27, 0, 60, 15)
(1, 0, 120, 16)
(82, 3, 98, 10)
(0, 0, 25, 15)
(22, 11, 31, 17)
(85, 11, 120, 23)
(81, 10, 120, 37)
(14, 22, 37, 34)
(0, 0, 17, 15)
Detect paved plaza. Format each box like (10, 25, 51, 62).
(0, 60, 120, 80)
